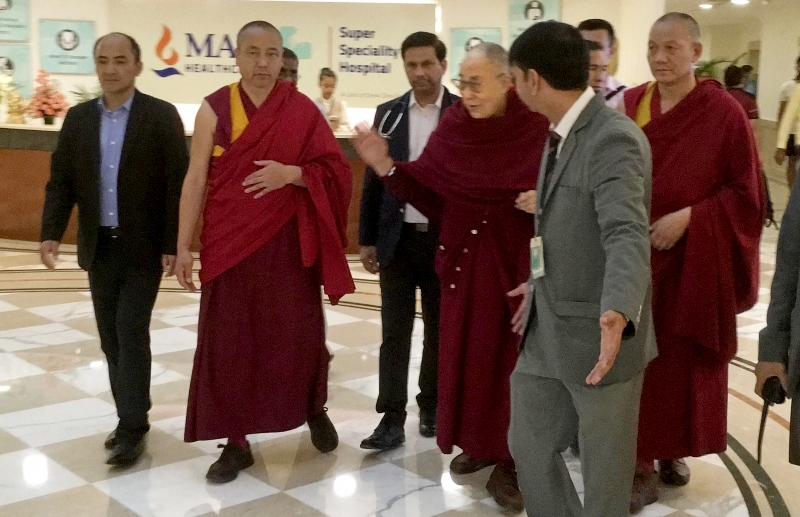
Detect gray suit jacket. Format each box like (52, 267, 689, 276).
(759, 178, 800, 465)
(759, 177, 800, 398)
(519, 94, 657, 386)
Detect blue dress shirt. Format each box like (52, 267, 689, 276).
(98, 95, 134, 227)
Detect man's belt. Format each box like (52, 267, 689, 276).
(99, 226, 121, 239)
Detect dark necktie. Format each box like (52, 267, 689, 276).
(543, 131, 562, 192)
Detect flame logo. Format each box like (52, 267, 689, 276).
(156, 25, 179, 66)
(153, 25, 181, 78)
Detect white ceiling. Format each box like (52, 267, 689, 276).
(664, 0, 790, 26)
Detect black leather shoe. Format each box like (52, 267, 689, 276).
(419, 410, 436, 438)
(206, 443, 255, 484)
(360, 415, 405, 450)
(106, 435, 146, 467)
(308, 409, 339, 453)
(104, 429, 117, 450)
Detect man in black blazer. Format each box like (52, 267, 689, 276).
(359, 32, 459, 450)
(40, 32, 188, 466)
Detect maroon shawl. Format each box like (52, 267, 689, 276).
(386, 89, 550, 287)
(625, 79, 763, 360)
(200, 81, 355, 303)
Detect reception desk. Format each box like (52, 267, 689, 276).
(0, 124, 366, 254)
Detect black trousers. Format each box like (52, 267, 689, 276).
(87, 232, 162, 442)
(377, 224, 440, 419)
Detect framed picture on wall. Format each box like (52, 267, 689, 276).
(0, 43, 31, 96)
(39, 19, 95, 74)
(450, 28, 502, 80)
(0, 0, 30, 42)
(509, 0, 561, 42)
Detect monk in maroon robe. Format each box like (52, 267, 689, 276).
(355, 44, 549, 512)
(175, 21, 354, 484)
(620, 13, 763, 513)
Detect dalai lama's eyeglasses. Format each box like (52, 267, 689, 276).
(453, 74, 508, 94)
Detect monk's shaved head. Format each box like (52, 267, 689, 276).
(654, 12, 701, 42)
(236, 20, 282, 48)
(465, 42, 510, 75)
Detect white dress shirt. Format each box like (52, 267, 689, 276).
(404, 86, 445, 224)
(600, 75, 626, 109)
(778, 83, 800, 149)
(551, 87, 597, 157)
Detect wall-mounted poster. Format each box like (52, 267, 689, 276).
(39, 20, 95, 74)
(509, 0, 561, 42)
(450, 28, 502, 80)
(0, 43, 31, 96)
(0, 0, 29, 42)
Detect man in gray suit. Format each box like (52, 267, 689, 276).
(507, 21, 657, 516)
(757, 180, 800, 466)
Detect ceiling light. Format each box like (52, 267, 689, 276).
(731, 0, 749, 5)
(699, 3, 713, 8)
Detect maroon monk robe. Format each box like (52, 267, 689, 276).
(185, 81, 354, 442)
(625, 79, 763, 460)
(383, 90, 549, 462)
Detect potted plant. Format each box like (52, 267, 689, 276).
(695, 52, 747, 80)
(28, 69, 69, 124)
(71, 83, 103, 104)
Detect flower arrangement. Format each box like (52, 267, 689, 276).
(27, 69, 69, 123)
(6, 90, 27, 124)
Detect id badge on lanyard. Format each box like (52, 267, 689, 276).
(530, 236, 545, 279)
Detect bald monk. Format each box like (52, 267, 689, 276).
(619, 13, 763, 512)
(175, 21, 355, 484)
(355, 43, 550, 512)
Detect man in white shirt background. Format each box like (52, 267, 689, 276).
(777, 55, 800, 188)
(358, 31, 459, 450)
(579, 18, 626, 109)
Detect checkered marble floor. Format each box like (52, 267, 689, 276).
(0, 230, 797, 517)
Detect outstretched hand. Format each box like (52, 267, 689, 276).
(353, 123, 393, 176)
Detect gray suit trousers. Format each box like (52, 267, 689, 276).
(509, 370, 644, 517)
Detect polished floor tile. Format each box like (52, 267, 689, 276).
(0, 231, 797, 517)
(0, 449, 86, 506)
(0, 398, 117, 447)
(0, 352, 45, 381)
(286, 462, 475, 517)
(94, 457, 280, 517)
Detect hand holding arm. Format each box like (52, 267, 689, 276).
(515, 190, 537, 214)
(650, 206, 691, 250)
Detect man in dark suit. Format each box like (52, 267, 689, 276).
(40, 32, 188, 467)
(757, 178, 800, 466)
(358, 31, 458, 450)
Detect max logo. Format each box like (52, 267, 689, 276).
(153, 25, 181, 77)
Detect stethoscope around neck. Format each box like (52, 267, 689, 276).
(377, 98, 408, 139)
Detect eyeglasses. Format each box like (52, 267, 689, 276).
(452, 73, 507, 94)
